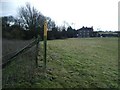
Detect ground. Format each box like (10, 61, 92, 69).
(2, 37, 118, 88)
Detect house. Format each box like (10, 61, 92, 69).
(77, 26, 93, 37)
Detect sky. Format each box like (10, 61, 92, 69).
(0, 0, 119, 31)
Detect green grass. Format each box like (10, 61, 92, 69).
(3, 37, 118, 88)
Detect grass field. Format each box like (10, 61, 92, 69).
(2, 37, 118, 88)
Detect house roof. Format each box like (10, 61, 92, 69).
(78, 26, 93, 31)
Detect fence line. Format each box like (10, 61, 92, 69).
(2, 38, 40, 68)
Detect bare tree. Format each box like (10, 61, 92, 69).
(18, 3, 45, 31)
(46, 17, 56, 30)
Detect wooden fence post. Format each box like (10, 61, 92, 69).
(36, 38, 38, 67)
(36, 35, 40, 67)
(44, 19, 47, 71)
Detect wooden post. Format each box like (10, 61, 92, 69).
(44, 19, 47, 70)
(36, 37, 39, 67)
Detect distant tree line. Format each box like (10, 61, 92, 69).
(2, 3, 79, 40)
(2, 16, 78, 40)
(2, 3, 119, 40)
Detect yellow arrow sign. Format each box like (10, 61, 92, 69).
(44, 19, 47, 37)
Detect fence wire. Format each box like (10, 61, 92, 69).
(2, 39, 42, 88)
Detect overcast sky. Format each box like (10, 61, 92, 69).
(0, 0, 119, 31)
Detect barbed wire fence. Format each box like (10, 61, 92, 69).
(2, 19, 48, 88)
(2, 36, 44, 88)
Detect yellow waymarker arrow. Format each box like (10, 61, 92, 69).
(44, 19, 47, 37)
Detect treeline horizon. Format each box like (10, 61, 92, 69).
(1, 3, 119, 40)
(2, 15, 79, 40)
(1, 3, 79, 40)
